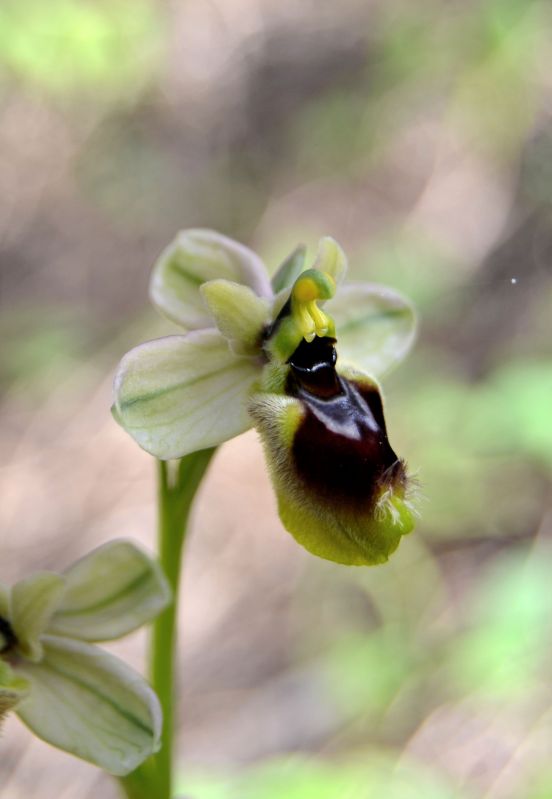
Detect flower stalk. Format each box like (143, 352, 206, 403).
(120, 450, 215, 799)
(151, 450, 215, 798)
(116, 448, 215, 799)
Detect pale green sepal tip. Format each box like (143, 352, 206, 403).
(149, 234, 214, 330)
(16, 635, 163, 776)
(50, 540, 171, 642)
(271, 244, 306, 293)
(312, 236, 348, 286)
(200, 279, 270, 356)
(11, 573, 66, 662)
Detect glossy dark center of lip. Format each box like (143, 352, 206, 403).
(0, 617, 17, 655)
(286, 336, 403, 510)
(287, 336, 342, 398)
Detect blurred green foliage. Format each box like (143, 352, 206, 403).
(396, 359, 552, 540)
(179, 754, 467, 799)
(449, 549, 552, 699)
(0, 0, 162, 96)
(0, 310, 91, 402)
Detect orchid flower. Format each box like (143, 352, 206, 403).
(0, 540, 170, 775)
(113, 230, 417, 566)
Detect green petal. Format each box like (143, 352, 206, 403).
(270, 245, 306, 293)
(328, 283, 416, 377)
(270, 286, 293, 320)
(249, 373, 415, 566)
(16, 635, 162, 776)
(312, 236, 347, 286)
(113, 329, 260, 459)
(49, 541, 171, 642)
(0, 661, 30, 724)
(149, 228, 272, 329)
(11, 573, 66, 662)
(200, 279, 271, 356)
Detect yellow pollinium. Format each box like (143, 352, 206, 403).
(291, 269, 336, 343)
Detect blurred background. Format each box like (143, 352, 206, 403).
(1, 0, 552, 796)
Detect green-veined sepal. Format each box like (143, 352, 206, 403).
(16, 635, 162, 776)
(49, 540, 171, 642)
(270, 245, 306, 293)
(112, 329, 260, 459)
(312, 236, 347, 287)
(327, 282, 417, 377)
(149, 228, 272, 329)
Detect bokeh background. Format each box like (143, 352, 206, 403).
(1, 0, 552, 797)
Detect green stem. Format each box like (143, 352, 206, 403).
(152, 450, 215, 796)
(119, 448, 215, 799)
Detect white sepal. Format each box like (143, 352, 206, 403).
(328, 282, 417, 377)
(312, 236, 348, 287)
(149, 228, 272, 329)
(49, 540, 171, 642)
(113, 329, 259, 459)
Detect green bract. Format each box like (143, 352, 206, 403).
(0, 540, 170, 775)
(113, 229, 418, 566)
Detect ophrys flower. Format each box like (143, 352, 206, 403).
(0, 540, 170, 775)
(113, 230, 417, 565)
